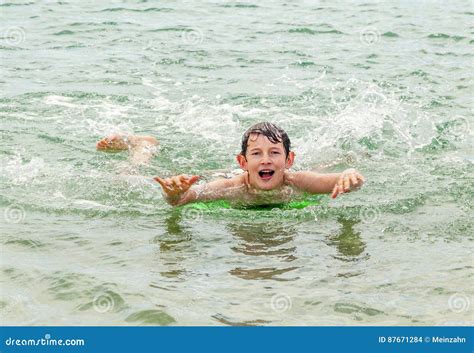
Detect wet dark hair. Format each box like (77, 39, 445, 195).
(240, 122, 291, 157)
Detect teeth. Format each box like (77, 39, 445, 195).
(258, 170, 275, 178)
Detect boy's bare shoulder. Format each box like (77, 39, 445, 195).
(202, 172, 246, 189)
(227, 173, 246, 187)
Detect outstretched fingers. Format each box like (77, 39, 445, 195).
(179, 175, 199, 191)
(174, 176, 183, 191)
(154, 176, 172, 192)
(154, 175, 200, 196)
(332, 171, 366, 199)
(187, 175, 200, 186)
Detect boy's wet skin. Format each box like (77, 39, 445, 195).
(96, 135, 158, 151)
(96, 122, 365, 206)
(96, 134, 158, 166)
(236, 133, 295, 191)
(154, 122, 365, 206)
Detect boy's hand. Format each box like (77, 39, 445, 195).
(154, 174, 200, 202)
(331, 169, 365, 199)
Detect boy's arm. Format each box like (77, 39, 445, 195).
(285, 168, 365, 198)
(154, 174, 243, 206)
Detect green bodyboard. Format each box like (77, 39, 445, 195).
(181, 195, 322, 211)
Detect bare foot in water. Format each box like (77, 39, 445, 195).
(96, 135, 158, 151)
(96, 134, 159, 165)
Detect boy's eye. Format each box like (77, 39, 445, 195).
(252, 152, 260, 155)
(271, 151, 280, 154)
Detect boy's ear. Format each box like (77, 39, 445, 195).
(236, 154, 247, 170)
(285, 151, 295, 169)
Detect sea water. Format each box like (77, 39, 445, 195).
(1, 0, 472, 325)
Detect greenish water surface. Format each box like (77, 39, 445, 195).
(1, 0, 472, 325)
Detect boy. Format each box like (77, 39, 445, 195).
(97, 122, 365, 206)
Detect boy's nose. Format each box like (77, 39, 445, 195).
(260, 155, 272, 164)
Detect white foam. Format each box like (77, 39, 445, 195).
(1, 154, 46, 184)
(72, 199, 114, 211)
(43, 95, 79, 108)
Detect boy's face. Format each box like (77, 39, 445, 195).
(237, 133, 294, 190)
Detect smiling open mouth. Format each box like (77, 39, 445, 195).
(258, 169, 275, 180)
